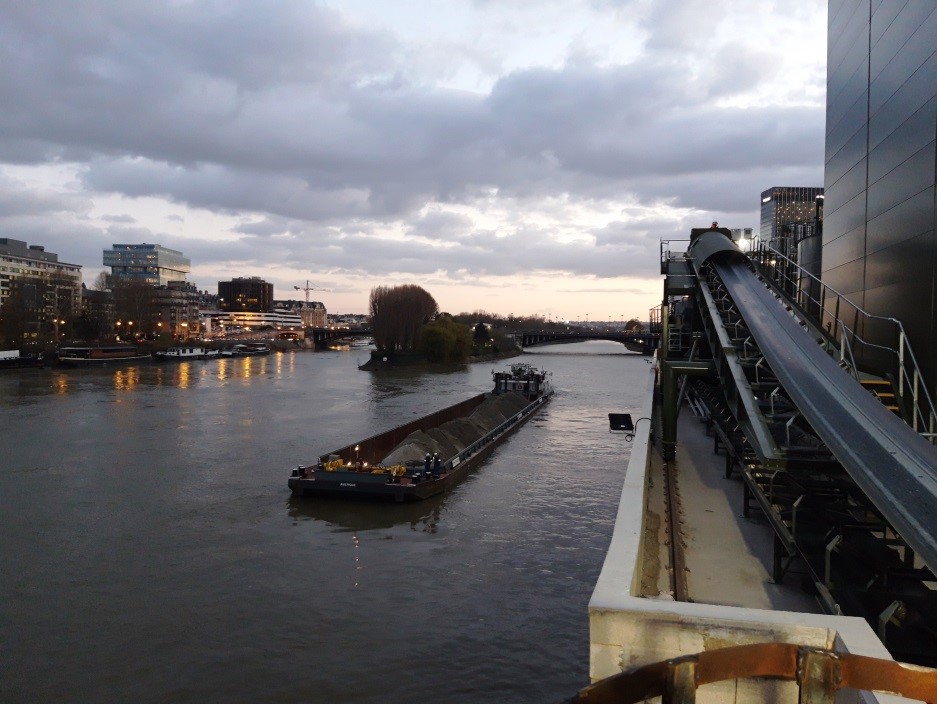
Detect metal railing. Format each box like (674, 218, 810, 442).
(566, 642, 937, 704)
(750, 242, 937, 442)
(660, 239, 690, 273)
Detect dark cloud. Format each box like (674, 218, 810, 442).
(0, 0, 825, 312)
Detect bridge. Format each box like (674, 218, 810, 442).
(521, 330, 660, 355)
(307, 326, 371, 349)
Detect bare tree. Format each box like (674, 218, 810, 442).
(111, 279, 156, 336)
(369, 284, 438, 352)
(91, 271, 109, 291)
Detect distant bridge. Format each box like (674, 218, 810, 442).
(307, 326, 371, 349)
(521, 330, 660, 355)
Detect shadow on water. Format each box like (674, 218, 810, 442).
(286, 494, 445, 533)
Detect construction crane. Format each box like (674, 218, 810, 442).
(294, 280, 330, 307)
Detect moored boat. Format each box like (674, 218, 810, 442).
(57, 345, 150, 366)
(153, 346, 220, 362)
(0, 349, 44, 370)
(288, 363, 553, 502)
(220, 343, 271, 357)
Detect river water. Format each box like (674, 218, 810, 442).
(1, 341, 649, 703)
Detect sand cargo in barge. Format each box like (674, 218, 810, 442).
(288, 364, 553, 502)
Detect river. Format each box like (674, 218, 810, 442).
(1, 341, 649, 703)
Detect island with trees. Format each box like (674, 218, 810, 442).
(361, 284, 520, 370)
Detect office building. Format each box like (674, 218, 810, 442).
(759, 187, 824, 246)
(218, 277, 273, 313)
(823, 1, 937, 393)
(103, 243, 190, 286)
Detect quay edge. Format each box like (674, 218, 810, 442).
(587, 364, 905, 703)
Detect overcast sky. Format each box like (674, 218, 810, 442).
(0, 0, 827, 320)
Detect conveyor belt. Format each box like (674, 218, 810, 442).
(708, 249, 937, 573)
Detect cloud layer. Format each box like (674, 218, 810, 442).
(0, 0, 826, 317)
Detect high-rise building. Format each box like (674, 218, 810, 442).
(0, 238, 82, 340)
(823, 1, 937, 394)
(218, 277, 273, 313)
(759, 187, 824, 245)
(103, 243, 190, 286)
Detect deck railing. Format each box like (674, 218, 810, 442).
(750, 242, 937, 442)
(566, 642, 937, 704)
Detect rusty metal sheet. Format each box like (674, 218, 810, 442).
(568, 643, 937, 704)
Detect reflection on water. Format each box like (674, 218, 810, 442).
(177, 363, 191, 389)
(212, 354, 278, 381)
(53, 373, 68, 395)
(287, 494, 443, 533)
(2, 342, 647, 704)
(113, 366, 141, 391)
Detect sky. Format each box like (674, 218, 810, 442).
(0, 0, 827, 321)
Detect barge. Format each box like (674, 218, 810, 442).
(288, 363, 553, 502)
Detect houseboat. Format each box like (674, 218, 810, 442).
(153, 346, 220, 362)
(57, 346, 150, 366)
(221, 343, 271, 357)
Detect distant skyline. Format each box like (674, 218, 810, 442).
(0, 1, 826, 320)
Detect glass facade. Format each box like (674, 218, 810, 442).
(823, 0, 937, 393)
(103, 244, 190, 286)
(759, 186, 825, 245)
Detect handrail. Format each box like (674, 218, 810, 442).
(566, 642, 937, 704)
(660, 239, 690, 272)
(750, 242, 937, 443)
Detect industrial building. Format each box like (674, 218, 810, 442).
(823, 0, 937, 396)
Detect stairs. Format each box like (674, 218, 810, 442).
(861, 378, 902, 417)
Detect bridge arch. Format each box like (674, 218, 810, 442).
(520, 330, 659, 355)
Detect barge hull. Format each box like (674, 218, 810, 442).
(288, 393, 550, 501)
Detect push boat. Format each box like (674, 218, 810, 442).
(57, 345, 150, 366)
(153, 346, 220, 361)
(288, 363, 553, 502)
(221, 343, 271, 357)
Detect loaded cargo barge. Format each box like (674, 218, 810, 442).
(288, 364, 553, 502)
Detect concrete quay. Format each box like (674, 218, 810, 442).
(587, 365, 915, 704)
